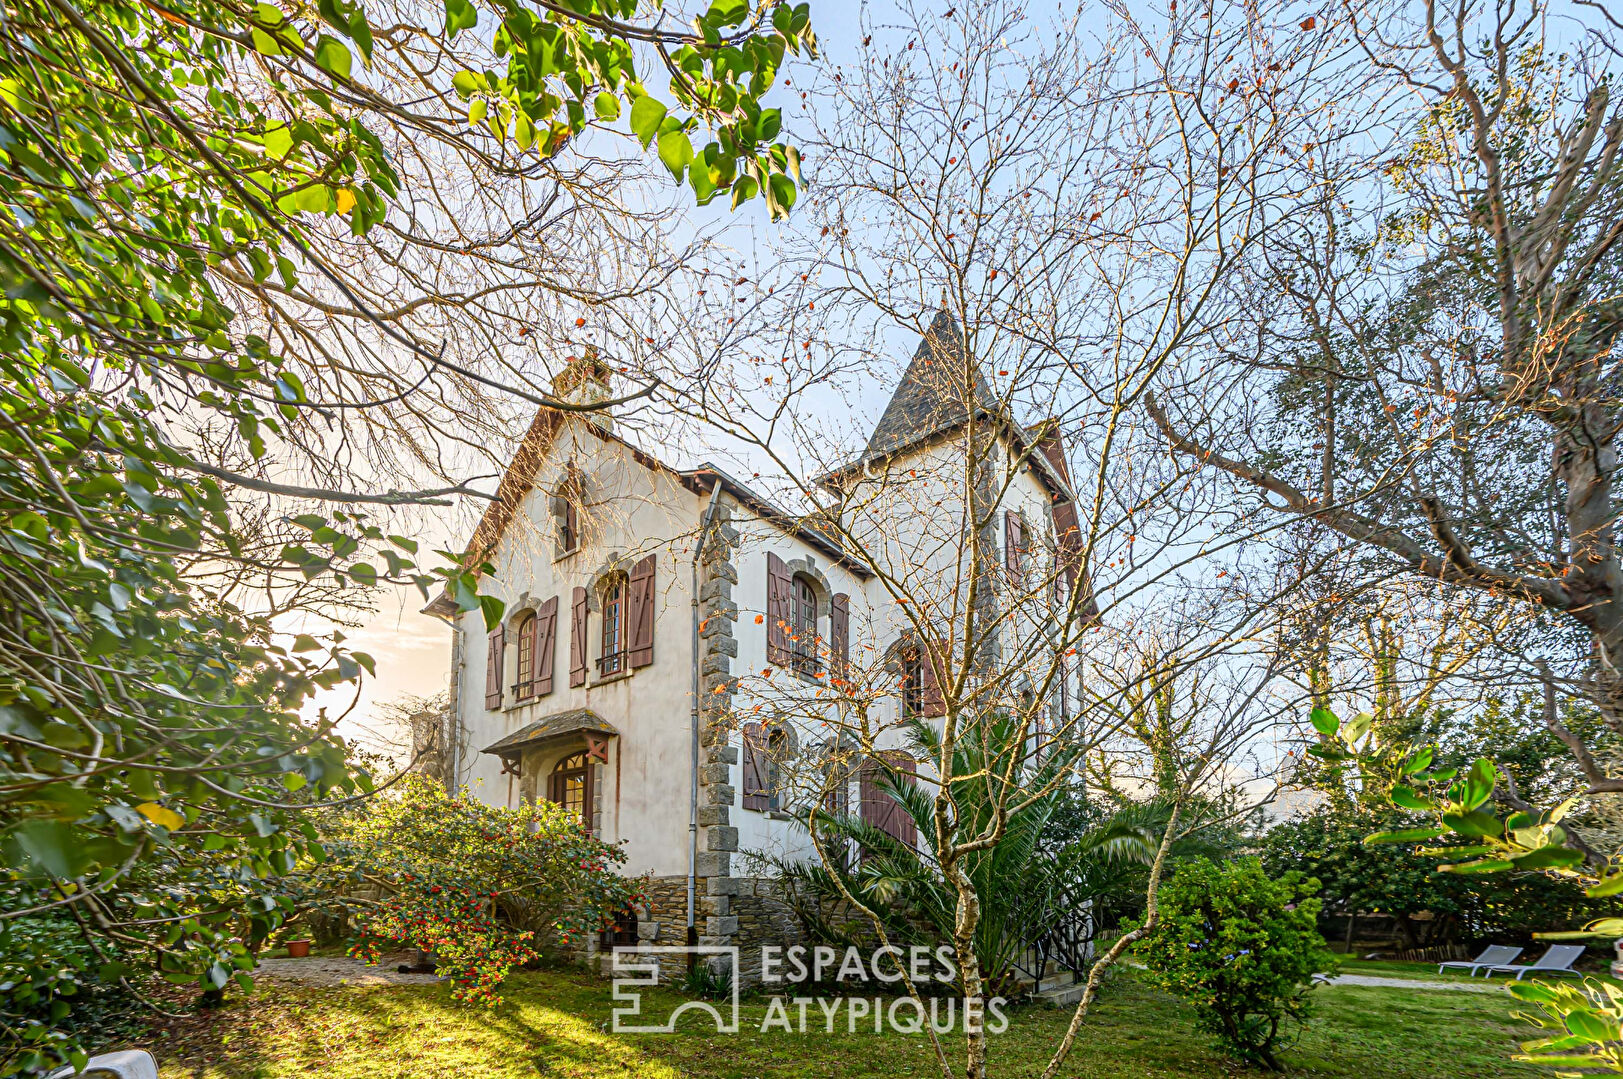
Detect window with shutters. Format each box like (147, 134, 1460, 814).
(742, 722, 796, 812)
(548, 752, 593, 829)
(899, 643, 925, 719)
(1004, 509, 1028, 586)
(598, 573, 628, 676)
(553, 466, 583, 557)
(514, 613, 537, 700)
(788, 574, 819, 676)
(484, 626, 505, 710)
(894, 639, 945, 719)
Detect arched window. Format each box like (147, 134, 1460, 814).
(514, 612, 537, 700)
(599, 573, 628, 676)
(789, 574, 818, 675)
(548, 751, 592, 828)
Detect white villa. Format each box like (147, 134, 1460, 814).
(426, 312, 1092, 977)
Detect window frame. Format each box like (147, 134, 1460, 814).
(550, 751, 592, 828)
(598, 573, 628, 676)
(513, 612, 537, 700)
(788, 573, 819, 676)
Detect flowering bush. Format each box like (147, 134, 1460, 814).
(1133, 857, 1337, 1070)
(329, 776, 641, 1005)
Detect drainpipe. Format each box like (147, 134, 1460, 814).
(688, 478, 725, 949)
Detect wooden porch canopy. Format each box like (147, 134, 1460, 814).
(480, 708, 619, 765)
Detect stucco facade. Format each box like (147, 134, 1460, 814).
(428, 313, 1091, 979)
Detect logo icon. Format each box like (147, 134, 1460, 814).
(610, 946, 740, 1034)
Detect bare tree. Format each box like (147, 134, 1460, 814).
(642, 1, 1371, 1074)
(1147, 0, 1623, 855)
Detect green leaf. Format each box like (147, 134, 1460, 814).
(1442, 809, 1502, 838)
(1511, 845, 1585, 870)
(1389, 785, 1436, 811)
(1400, 746, 1434, 775)
(1364, 826, 1446, 845)
(1587, 872, 1623, 898)
(768, 172, 797, 217)
(593, 92, 622, 121)
(452, 70, 480, 98)
(468, 98, 488, 125)
(630, 96, 668, 149)
(479, 593, 506, 631)
(1439, 857, 1516, 874)
(657, 129, 694, 181)
(313, 35, 353, 80)
(445, 0, 478, 35)
(1342, 711, 1373, 743)
(1461, 757, 1498, 810)
(11, 820, 89, 878)
(705, 0, 750, 28)
(1309, 705, 1338, 737)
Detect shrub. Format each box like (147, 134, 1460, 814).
(1134, 857, 1338, 1070)
(326, 777, 642, 1006)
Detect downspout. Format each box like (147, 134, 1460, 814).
(688, 477, 725, 948)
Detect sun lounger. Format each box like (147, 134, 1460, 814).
(1483, 944, 1588, 980)
(1438, 944, 1522, 976)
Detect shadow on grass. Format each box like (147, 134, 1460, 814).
(148, 964, 1549, 1079)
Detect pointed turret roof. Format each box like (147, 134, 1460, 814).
(861, 310, 1000, 461)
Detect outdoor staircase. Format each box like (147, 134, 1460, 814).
(1014, 960, 1085, 1008)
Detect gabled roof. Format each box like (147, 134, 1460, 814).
(862, 309, 999, 461)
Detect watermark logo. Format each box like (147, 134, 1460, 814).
(611, 946, 740, 1033)
(610, 945, 1008, 1036)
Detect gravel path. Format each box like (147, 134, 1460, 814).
(252, 953, 441, 987)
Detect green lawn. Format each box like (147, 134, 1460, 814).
(144, 966, 1547, 1079)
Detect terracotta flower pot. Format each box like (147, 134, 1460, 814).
(286, 940, 311, 958)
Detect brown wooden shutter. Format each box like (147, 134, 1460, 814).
(1005, 510, 1025, 584)
(919, 640, 946, 718)
(861, 754, 917, 849)
(882, 751, 919, 848)
(534, 596, 558, 696)
(741, 722, 769, 811)
(627, 554, 656, 668)
(830, 593, 849, 683)
(569, 586, 589, 687)
(484, 625, 505, 709)
(765, 552, 791, 665)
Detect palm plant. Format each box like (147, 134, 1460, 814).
(776, 713, 1163, 995)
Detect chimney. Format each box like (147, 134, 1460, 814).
(551, 346, 614, 432)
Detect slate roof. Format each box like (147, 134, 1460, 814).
(861, 309, 1000, 462)
(480, 708, 617, 758)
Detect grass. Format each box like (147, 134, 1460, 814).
(138, 964, 1551, 1079)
